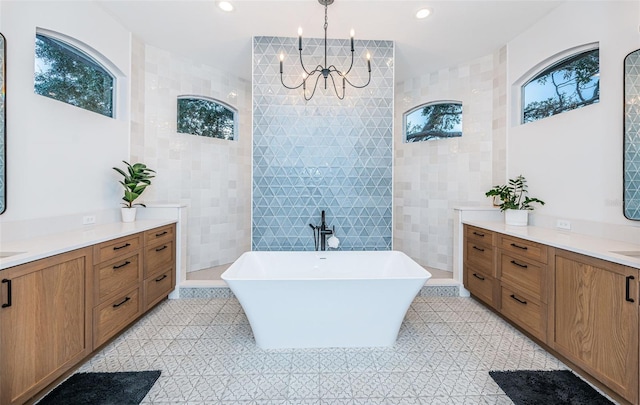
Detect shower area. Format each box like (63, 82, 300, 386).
(187, 36, 395, 281)
(183, 36, 454, 283)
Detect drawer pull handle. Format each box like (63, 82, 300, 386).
(510, 243, 528, 250)
(510, 260, 528, 269)
(155, 245, 168, 252)
(472, 231, 485, 237)
(472, 273, 485, 281)
(155, 274, 168, 282)
(626, 275, 635, 303)
(113, 296, 131, 308)
(510, 294, 527, 305)
(472, 246, 485, 252)
(1, 279, 11, 308)
(113, 243, 131, 251)
(155, 231, 168, 237)
(113, 261, 131, 270)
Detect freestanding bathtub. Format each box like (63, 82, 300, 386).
(221, 251, 431, 349)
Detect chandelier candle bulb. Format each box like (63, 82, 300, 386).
(367, 52, 371, 71)
(279, 53, 284, 74)
(350, 29, 355, 51)
(298, 27, 303, 50)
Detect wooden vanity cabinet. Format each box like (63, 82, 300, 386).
(143, 224, 176, 310)
(497, 234, 548, 342)
(463, 225, 499, 308)
(0, 248, 93, 405)
(551, 249, 639, 404)
(463, 224, 640, 404)
(0, 223, 177, 405)
(92, 233, 144, 348)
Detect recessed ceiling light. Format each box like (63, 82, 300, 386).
(218, 1, 234, 12)
(415, 8, 431, 19)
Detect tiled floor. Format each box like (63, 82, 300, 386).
(76, 296, 571, 404)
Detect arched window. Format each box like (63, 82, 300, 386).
(34, 31, 116, 118)
(403, 101, 462, 143)
(177, 96, 237, 140)
(521, 47, 599, 124)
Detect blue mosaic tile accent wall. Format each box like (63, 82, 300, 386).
(252, 36, 394, 251)
(625, 50, 640, 219)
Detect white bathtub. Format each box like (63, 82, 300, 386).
(221, 251, 431, 349)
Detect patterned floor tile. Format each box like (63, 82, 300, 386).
(221, 374, 260, 401)
(60, 296, 590, 405)
(288, 373, 320, 399)
(319, 372, 352, 398)
(350, 372, 385, 398)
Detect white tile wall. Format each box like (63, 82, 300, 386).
(394, 50, 506, 272)
(130, 39, 252, 273)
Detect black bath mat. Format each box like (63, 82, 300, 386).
(38, 371, 161, 405)
(489, 370, 613, 405)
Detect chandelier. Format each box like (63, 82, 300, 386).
(279, 0, 371, 101)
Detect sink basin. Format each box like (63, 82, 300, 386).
(0, 251, 25, 258)
(610, 251, 640, 259)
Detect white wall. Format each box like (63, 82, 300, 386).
(131, 43, 252, 272)
(394, 50, 506, 271)
(507, 1, 640, 225)
(0, 1, 131, 223)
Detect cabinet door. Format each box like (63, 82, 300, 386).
(552, 250, 638, 404)
(0, 248, 92, 405)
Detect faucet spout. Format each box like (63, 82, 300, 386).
(319, 210, 333, 251)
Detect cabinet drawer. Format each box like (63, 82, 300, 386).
(465, 241, 494, 275)
(465, 225, 495, 245)
(144, 268, 174, 310)
(465, 267, 496, 308)
(93, 234, 142, 265)
(500, 285, 546, 342)
(95, 253, 142, 303)
(499, 235, 547, 264)
(93, 287, 142, 348)
(145, 224, 175, 246)
(499, 253, 546, 302)
(145, 240, 174, 278)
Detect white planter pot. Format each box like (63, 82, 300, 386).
(121, 207, 137, 223)
(505, 209, 528, 226)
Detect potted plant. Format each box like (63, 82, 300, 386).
(485, 175, 545, 226)
(113, 161, 155, 222)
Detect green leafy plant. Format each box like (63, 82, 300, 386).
(485, 175, 545, 212)
(113, 161, 155, 208)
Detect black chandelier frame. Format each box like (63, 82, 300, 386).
(279, 0, 372, 101)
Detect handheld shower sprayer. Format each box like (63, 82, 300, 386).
(309, 223, 319, 251)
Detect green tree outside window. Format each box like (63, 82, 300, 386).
(177, 97, 236, 140)
(522, 48, 599, 123)
(404, 102, 462, 143)
(34, 34, 114, 118)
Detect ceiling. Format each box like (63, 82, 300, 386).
(96, 0, 564, 83)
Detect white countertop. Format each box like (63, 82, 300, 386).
(464, 220, 640, 269)
(0, 219, 177, 270)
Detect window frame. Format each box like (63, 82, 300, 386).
(176, 95, 238, 141)
(402, 100, 463, 143)
(34, 29, 119, 118)
(516, 43, 599, 125)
